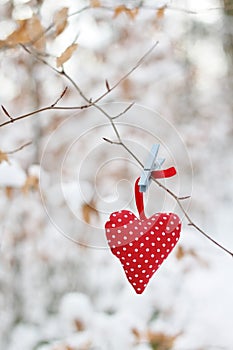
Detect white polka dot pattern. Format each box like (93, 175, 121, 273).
(105, 210, 181, 294)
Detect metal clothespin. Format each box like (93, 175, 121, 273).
(138, 144, 165, 192)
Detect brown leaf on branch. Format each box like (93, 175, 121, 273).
(28, 16, 46, 50)
(113, 5, 139, 20)
(0, 150, 9, 164)
(3, 20, 30, 46)
(0, 16, 45, 50)
(90, 0, 101, 7)
(56, 43, 78, 68)
(156, 6, 166, 19)
(54, 7, 69, 36)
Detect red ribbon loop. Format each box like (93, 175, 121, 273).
(152, 166, 176, 179)
(135, 167, 177, 220)
(135, 178, 147, 220)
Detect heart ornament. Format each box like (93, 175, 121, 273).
(105, 174, 181, 294)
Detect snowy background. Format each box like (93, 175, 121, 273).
(0, 0, 233, 349)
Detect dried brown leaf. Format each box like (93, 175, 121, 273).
(4, 20, 31, 46)
(132, 327, 141, 342)
(74, 319, 85, 331)
(188, 249, 208, 266)
(5, 186, 13, 199)
(147, 331, 178, 350)
(54, 7, 68, 36)
(176, 246, 185, 260)
(113, 5, 139, 20)
(82, 200, 99, 224)
(29, 15, 45, 50)
(176, 245, 208, 266)
(90, 0, 101, 7)
(0, 150, 9, 164)
(56, 43, 78, 68)
(0, 16, 45, 50)
(114, 5, 126, 18)
(156, 6, 166, 19)
(128, 8, 139, 20)
(121, 78, 134, 99)
(22, 175, 39, 194)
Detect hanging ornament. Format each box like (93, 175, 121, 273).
(105, 145, 182, 294)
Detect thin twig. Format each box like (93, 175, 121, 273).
(178, 195, 191, 200)
(0, 89, 68, 128)
(6, 141, 32, 154)
(102, 137, 121, 145)
(1, 105, 13, 121)
(68, 5, 92, 18)
(51, 87, 68, 107)
(151, 177, 233, 257)
(0, 42, 158, 129)
(59, 63, 144, 167)
(94, 42, 159, 104)
(69, 3, 233, 19)
(111, 102, 135, 120)
(105, 79, 110, 92)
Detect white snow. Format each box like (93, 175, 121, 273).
(0, 159, 26, 187)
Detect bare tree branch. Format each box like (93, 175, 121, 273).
(0, 89, 68, 128)
(178, 195, 191, 200)
(1, 105, 13, 121)
(94, 42, 159, 104)
(51, 63, 233, 259)
(61, 68, 233, 258)
(102, 137, 121, 145)
(111, 102, 135, 120)
(64, 3, 233, 21)
(6, 141, 32, 154)
(151, 177, 233, 257)
(50, 87, 68, 107)
(1, 37, 232, 258)
(0, 42, 157, 134)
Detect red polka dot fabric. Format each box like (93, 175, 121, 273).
(105, 210, 181, 294)
(105, 175, 181, 294)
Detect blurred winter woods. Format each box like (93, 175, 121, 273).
(0, 0, 233, 349)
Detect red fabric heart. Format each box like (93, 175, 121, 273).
(105, 174, 181, 294)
